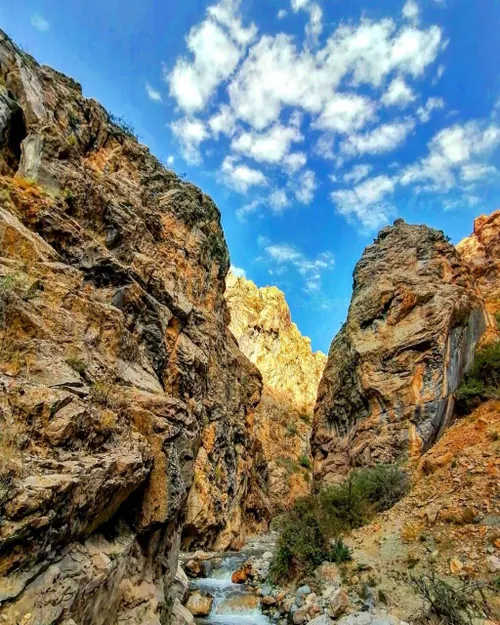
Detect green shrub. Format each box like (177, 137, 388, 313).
(300, 413, 312, 425)
(269, 496, 330, 582)
(270, 464, 409, 582)
(66, 356, 86, 375)
(329, 536, 352, 563)
(456, 341, 500, 414)
(298, 454, 311, 469)
(286, 423, 298, 437)
(411, 572, 493, 625)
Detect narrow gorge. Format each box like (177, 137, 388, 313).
(0, 28, 499, 625)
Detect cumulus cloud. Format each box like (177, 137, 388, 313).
(416, 97, 445, 122)
(269, 189, 290, 212)
(221, 156, 268, 192)
(263, 240, 335, 292)
(31, 14, 50, 32)
(312, 93, 376, 134)
(332, 175, 396, 230)
(208, 104, 236, 137)
(341, 120, 415, 157)
(277, 9, 288, 19)
(400, 121, 500, 191)
(170, 117, 209, 164)
(343, 164, 373, 184)
(168, 0, 256, 112)
(230, 264, 247, 277)
(231, 123, 303, 163)
(402, 1, 419, 22)
(294, 169, 317, 203)
(146, 83, 162, 102)
(381, 76, 416, 107)
(166, 155, 175, 166)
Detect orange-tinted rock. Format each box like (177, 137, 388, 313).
(226, 273, 326, 509)
(0, 29, 261, 624)
(313, 220, 487, 481)
(457, 209, 500, 320)
(231, 564, 252, 584)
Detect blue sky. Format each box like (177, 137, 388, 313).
(2, 0, 500, 353)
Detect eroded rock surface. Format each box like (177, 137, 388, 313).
(226, 273, 326, 510)
(0, 30, 261, 624)
(312, 219, 488, 482)
(457, 209, 500, 318)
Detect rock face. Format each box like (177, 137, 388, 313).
(226, 273, 326, 510)
(457, 210, 500, 317)
(0, 31, 261, 624)
(312, 220, 488, 482)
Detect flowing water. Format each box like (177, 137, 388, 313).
(188, 535, 276, 625)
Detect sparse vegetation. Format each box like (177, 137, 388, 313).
(286, 422, 298, 437)
(108, 113, 138, 140)
(66, 356, 86, 375)
(298, 453, 311, 469)
(411, 572, 493, 625)
(456, 341, 500, 414)
(299, 413, 312, 425)
(269, 463, 409, 582)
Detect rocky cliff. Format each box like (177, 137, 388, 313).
(312, 219, 488, 483)
(226, 273, 326, 510)
(457, 209, 500, 318)
(0, 31, 262, 624)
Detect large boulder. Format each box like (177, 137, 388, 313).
(313, 220, 488, 481)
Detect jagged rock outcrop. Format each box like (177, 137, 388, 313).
(0, 31, 261, 624)
(312, 219, 488, 483)
(226, 274, 326, 510)
(457, 209, 500, 318)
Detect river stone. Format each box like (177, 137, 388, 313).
(309, 615, 334, 625)
(171, 599, 195, 625)
(315, 562, 341, 585)
(185, 591, 213, 617)
(170, 565, 189, 603)
(327, 588, 350, 617)
(293, 605, 311, 624)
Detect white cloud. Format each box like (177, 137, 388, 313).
(236, 198, 263, 221)
(263, 240, 334, 292)
(170, 118, 209, 164)
(230, 264, 246, 277)
(146, 83, 162, 103)
(228, 19, 443, 131)
(269, 189, 290, 212)
(208, 104, 236, 137)
(221, 156, 268, 192)
(381, 77, 416, 108)
(460, 163, 497, 182)
(278, 9, 288, 19)
(168, 0, 256, 112)
(312, 93, 376, 133)
(341, 120, 415, 157)
(208, 0, 257, 46)
(314, 134, 335, 160)
(402, 1, 419, 22)
(31, 14, 50, 32)
(400, 121, 500, 191)
(166, 155, 175, 166)
(231, 123, 303, 164)
(343, 164, 373, 184)
(332, 175, 396, 230)
(417, 97, 445, 122)
(283, 152, 307, 172)
(294, 169, 317, 203)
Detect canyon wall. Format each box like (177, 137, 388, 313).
(226, 273, 326, 510)
(312, 219, 488, 483)
(0, 31, 261, 624)
(457, 209, 500, 318)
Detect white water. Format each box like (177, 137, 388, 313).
(190, 536, 275, 625)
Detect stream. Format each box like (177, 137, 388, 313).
(186, 535, 276, 625)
